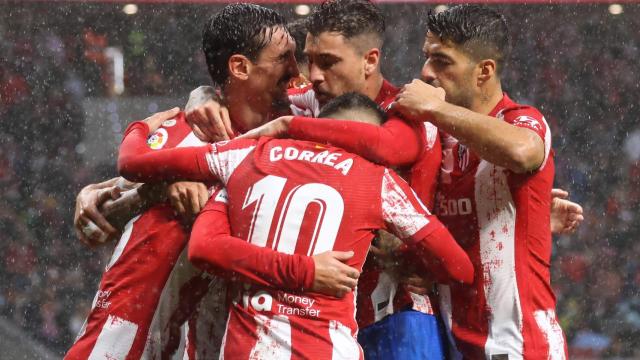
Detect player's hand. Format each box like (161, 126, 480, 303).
(185, 86, 234, 142)
(401, 274, 435, 295)
(74, 185, 122, 247)
(166, 181, 209, 224)
(142, 107, 181, 133)
(393, 79, 446, 121)
(237, 116, 293, 140)
(550, 188, 584, 234)
(312, 251, 360, 298)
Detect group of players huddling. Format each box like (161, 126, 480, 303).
(68, 1, 584, 359)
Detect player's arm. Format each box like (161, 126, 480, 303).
(74, 177, 139, 246)
(188, 194, 360, 297)
(239, 115, 424, 168)
(380, 169, 474, 284)
(394, 80, 544, 173)
(118, 120, 213, 183)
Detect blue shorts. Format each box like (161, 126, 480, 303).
(357, 310, 446, 360)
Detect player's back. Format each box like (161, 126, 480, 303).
(218, 137, 403, 359)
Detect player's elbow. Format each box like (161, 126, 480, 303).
(187, 237, 216, 272)
(453, 259, 474, 284)
(117, 156, 143, 183)
(506, 141, 544, 174)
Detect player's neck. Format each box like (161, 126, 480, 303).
(363, 72, 384, 102)
(470, 82, 504, 115)
(225, 94, 269, 134)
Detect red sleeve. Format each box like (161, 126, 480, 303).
(187, 193, 316, 291)
(118, 121, 213, 183)
(380, 169, 473, 284)
(289, 116, 424, 167)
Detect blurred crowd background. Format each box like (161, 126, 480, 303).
(1, 2, 639, 358)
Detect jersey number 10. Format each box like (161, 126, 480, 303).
(242, 175, 345, 256)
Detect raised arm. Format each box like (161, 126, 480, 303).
(188, 194, 360, 297)
(395, 80, 545, 173)
(239, 115, 425, 168)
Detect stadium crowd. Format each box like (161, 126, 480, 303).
(0, 2, 638, 357)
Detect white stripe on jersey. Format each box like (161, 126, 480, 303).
(438, 284, 464, 360)
(176, 131, 206, 148)
(206, 146, 255, 185)
(106, 215, 141, 271)
(248, 314, 292, 360)
(534, 310, 566, 360)
(369, 272, 397, 322)
(474, 160, 524, 359)
(89, 315, 138, 360)
(329, 320, 360, 360)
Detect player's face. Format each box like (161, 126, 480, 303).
(305, 32, 368, 106)
(250, 27, 299, 112)
(420, 32, 477, 109)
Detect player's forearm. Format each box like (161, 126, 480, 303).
(188, 214, 315, 290)
(118, 121, 212, 183)
(81, 177, 121, 192)
(430, 102, 544, 173)
(100, 183, 169, 231)
(410, 224, 474, 284)
(289, 116, 422, 167)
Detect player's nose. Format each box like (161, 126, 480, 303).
(420, 61, 436, 85)
(309, 63, 324, 83)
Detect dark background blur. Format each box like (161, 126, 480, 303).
(1, 2, 639, 358)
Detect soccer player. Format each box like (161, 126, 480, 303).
(393, 5, 568, 358)
(116, 90, 474, 359)
(66, 5, 359, 359)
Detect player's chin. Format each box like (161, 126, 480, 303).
(271, 95, 292, 114)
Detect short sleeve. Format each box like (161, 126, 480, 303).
(500, 107, 552, 170)
(380, 169, 442, 243)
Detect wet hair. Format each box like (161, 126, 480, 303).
(426, 5, 511, 75)
(202, 3, 286, 86)
(287, 19, 308, 64)
(307, 0, 385, 51)
(318, 92, 387, 124)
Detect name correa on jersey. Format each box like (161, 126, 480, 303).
(269, 145, 354, 175)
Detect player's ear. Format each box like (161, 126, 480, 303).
(228, 54, 251, 81)
(476, 59, 496, 86)
(363, 47, 380, 77)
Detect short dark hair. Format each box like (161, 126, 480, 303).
(426, 5, 511, 75)
(287, 19, 308, 64)
(202, 4, 286, 87)
(307, 0, 385, 50)
(318, 92, 387, 124)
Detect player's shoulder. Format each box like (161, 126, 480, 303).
(497, 95, 547, 133)
(498, 95, 544, 121)
(212, 137, 259, 153)
(147, 111, 197, 150)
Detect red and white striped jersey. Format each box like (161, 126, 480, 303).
(436, 94, 567, 359)
(206, 138, 456, 360)
(286, 81, 443, 328)
(66, 113, 228, 360)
